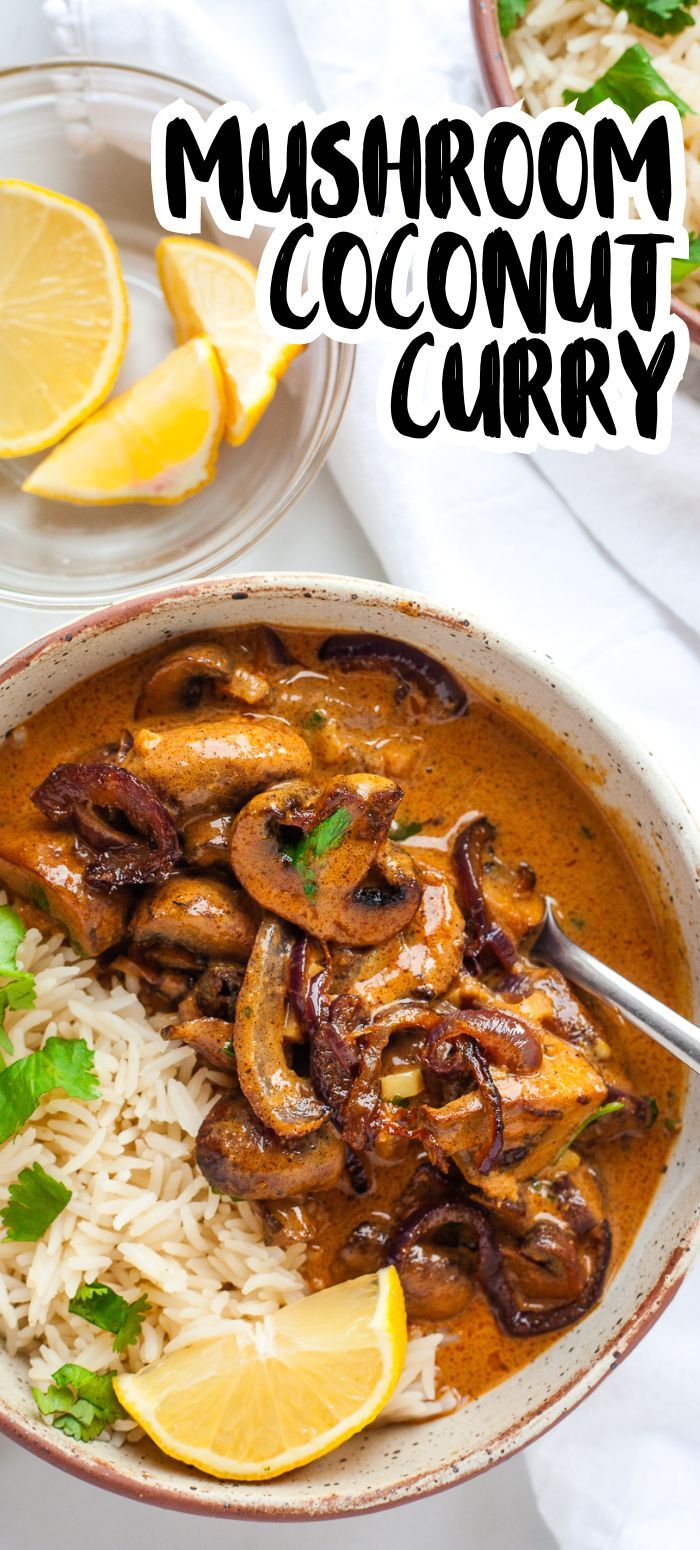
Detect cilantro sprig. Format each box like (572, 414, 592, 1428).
(556, 1099, 625, 1161)
(602, 0, 697, 35)
(1, 1162, 71, 1242)
(69, 1282, 150, 1353)
(390, 818, 423, 842)
(0, 1037, 99, 1146)
(33, 1364, 125, 1442)
(672, 232, 700, 284)
(285, 806, 353, 900)
(0, 906, 35, 1056)
(498, 0, 529, 35)
(563, 44, 691, 118)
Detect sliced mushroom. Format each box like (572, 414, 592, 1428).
(195, 1093, 345, 1199)
(135, 641, 270, 718)
(331, 861, 463, 1008)
(126, 716, 312, 815)
(229, 774, 421, 946)
(162, 1017, 237, 1073)
(234, 915, 327, 1138)
(129, 875, 257, 963)
(394, 1242, 474, 1321)
(182, 813, 234, 868)
(0, 820, 130, 956)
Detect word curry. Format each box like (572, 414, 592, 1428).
(152, 101, 690, 453)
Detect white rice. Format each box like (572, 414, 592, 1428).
(504, 0, 700, 307)
(0, 910, 455, 1446)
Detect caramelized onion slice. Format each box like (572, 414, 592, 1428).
(435, 1007, 542, 1075)
(318, 634, 467, 719)
(384, 1199, 611, 1337)
(454, 817, 517, 970)
(422, 1030, 504, 1174)
(32, 762, 180, 891)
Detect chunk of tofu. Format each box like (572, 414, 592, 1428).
(422, 1029, 607, 1199)
(126, 716, 312, 814)
(0, 820, 130, 956)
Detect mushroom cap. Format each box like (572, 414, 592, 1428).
(125, 716, 312, 815)
(135, 641, 270, 717)
(195, 1093, 345, 1200)
(229, 773, 421, 946)
(130, 873, 257, 962)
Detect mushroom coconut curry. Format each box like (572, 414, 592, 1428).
(0, 627, 683, 1404)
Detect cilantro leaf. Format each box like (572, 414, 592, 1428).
(286, 806, 353, 900)
(645, 1094, 660, 1128)
(602, 0, 696, 35)
(390, 818, 423, 842)
(563, 44, 691, 118)
(0, 1036, 99, 1145)
(672, 231, 700, 283)
(498, 0, 529, 35)
(0, 906, 26, 973)
(33, 1364, 124, 1442)
(556, 1099, 625, 1160)
(69, 1282, 150, 1353)
(0, 906, 35, 1054)
(1, 1162, 71, 1241)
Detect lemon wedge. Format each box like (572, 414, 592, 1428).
(23, 338, 226, 506)
(114, 1268, 407, 1480)
(0, 180, 128, 459)
(157, 236, 303, 445)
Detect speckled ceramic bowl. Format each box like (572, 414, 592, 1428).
(470, 0, 700, 351)
(0, 574, 698, 1518)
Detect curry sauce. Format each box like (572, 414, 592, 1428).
(0, 626, 684, 1407)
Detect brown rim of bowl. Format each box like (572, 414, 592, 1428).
(0, 572, 697, 1516)
(469, 0, 700, 347)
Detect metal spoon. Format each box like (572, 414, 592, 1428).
(532, 897, 700, 1077)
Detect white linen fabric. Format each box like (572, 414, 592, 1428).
(44, 1, 700, 1544)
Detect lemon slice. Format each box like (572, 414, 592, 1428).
(0, 180, 128, 458)
(157, 236, 303, 445)
(114, 1268, 407, 1480)
(23, 338, 226, 506)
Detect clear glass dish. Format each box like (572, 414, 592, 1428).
(0, 61, 354, 609)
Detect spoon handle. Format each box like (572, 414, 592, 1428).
(534, 901, 700, 1078)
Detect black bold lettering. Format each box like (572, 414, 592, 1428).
(391, 333, 439, 438)
(503, 340, 557, 437)
(619, 329, 677, 437)
(164, 115, 243, 222)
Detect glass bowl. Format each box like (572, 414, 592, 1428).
(0, 61, 354, 609)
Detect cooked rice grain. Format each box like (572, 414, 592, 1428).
(0, 914, 451, 1441)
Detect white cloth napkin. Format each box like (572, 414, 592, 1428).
(46, 2, 700, 1545)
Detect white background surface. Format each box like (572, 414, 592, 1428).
(0, 4, 550, 1544)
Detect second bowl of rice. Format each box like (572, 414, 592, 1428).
(471, 0, 700, 346)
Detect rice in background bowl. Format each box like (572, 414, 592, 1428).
(472, 0, 700, 335)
